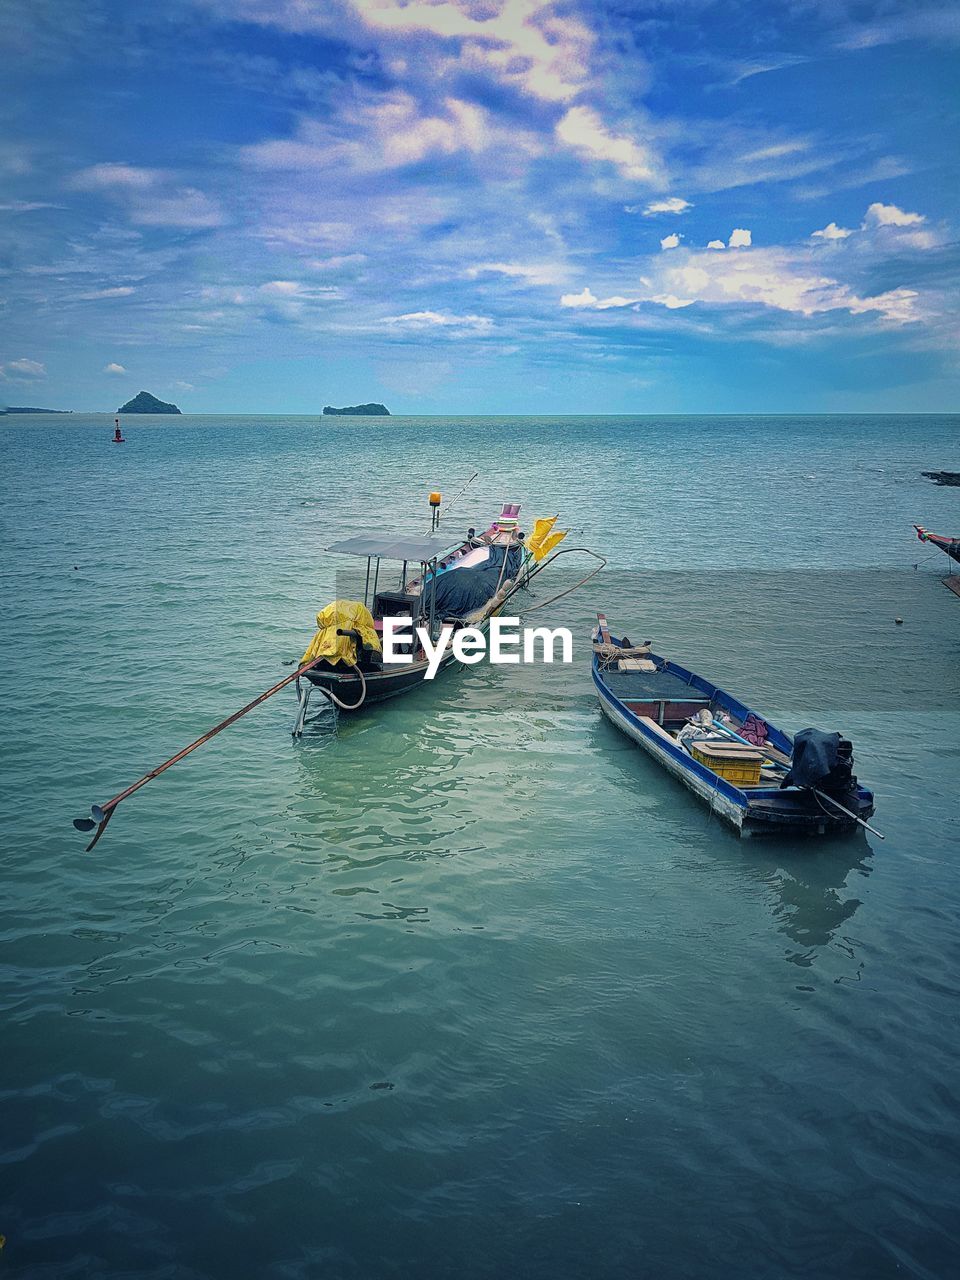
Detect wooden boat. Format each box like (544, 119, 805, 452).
(72, 495, 602, 849)
(592, 614, 876, 839)
(294, 502, 551, 727)
(915, 524, 960, 567)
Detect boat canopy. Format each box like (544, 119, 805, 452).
(326, 533, 456, 562)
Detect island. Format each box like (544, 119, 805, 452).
(0, 406, 71, 414)
(118, 391, 181, 414)
(322, 403, 390, 416)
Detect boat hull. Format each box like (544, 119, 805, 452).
(303, 649, 461, 708)
(593, 653, 875, 839)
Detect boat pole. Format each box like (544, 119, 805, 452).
(808, 789, 885, 840)
(72, 656, 326, 852)
(429, 555, 438, 638)
(426, 470, 478, 531)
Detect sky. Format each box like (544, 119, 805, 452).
(1, 0, 958, 414)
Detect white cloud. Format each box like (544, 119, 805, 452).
(73, 163, 156, 190)
(837, 9, 960, 51)
(77, 286, 135, 300)
(1, 357, 46, 381)
(739, 142, 806, 164)
(812, 222, 853, 240)
(660, 233, 681, 250)
(863, 202, 924, 227)
(467, 261, 567, 288)
(685, 131, 830, 195)
(644, 245, 924, 324)
(556, 106, 657, 182)
(798, 159, 915, 203)
(560, 287, 637, 310)
(308, 253, 367, 270)
(728, 228, 752, 248)
(858, 202, 936, 249)
(199, 280, 342, 313)
(70, 163, 224, 228)
(345, 0, 594, 103)
(104, 362, 127, 374)
(383, 310, 493, 332)
(244, 92, 537, 176)
(635, 197, 692, 216)
(847, 288, 921, 324)
(676, 266, 710, 292)
(707, 240, 726, 250)
(650, 294, 695, 309)
(560, 287, 598, 308)
(0, 200, 62, 213)
(197, 0, 594, 103)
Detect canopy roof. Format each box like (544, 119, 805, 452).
(326, 533, 457, 562)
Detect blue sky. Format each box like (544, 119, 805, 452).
(1, 0, 958, 413)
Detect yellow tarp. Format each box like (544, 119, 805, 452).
(301, 600, 381, 667)
(528, 515, 567, 562)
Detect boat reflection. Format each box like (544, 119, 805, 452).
(592, 715, 874, 969)
(741, 840, 872, 972)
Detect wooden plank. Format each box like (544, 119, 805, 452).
(693, 743, 763, 761)
(637, 715, 679, 747)
(943, 575, 960, 597)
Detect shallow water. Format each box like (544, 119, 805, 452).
(2, 414, 959, 1278)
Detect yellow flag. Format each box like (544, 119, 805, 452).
(533, 528, 567, 561)
(528, 515, 558, 555)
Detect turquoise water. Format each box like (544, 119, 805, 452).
(2, 414, 959, 1278)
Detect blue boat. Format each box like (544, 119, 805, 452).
(592, 614, 876, 839)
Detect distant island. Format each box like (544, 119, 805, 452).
(118, 391, 181, 414)
(322, 403, 390, 416)
(0, 406, 71, 414)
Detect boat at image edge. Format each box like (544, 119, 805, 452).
(915, 524, 960, 567)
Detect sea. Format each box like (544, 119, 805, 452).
(2, 413, 958, 1279)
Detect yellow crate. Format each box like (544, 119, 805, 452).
(691, 741, 763, 786)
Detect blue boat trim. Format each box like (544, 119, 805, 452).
(592, 630, 875, 838)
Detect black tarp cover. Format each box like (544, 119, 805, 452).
(429, 545, 524, 619)
(780, 728, 840, 789)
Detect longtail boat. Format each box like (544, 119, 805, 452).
(294, 501, 553, 726)
(73, 494, 602, 849)
(592, 614, 878, 840)
(915, 525, 960, 567)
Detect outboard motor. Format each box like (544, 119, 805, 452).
(820, 736, 859, 802)
(781, 728, 859, 803)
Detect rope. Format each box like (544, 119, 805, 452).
(518, 567, 604, 613)
(498, 547, 607, 615)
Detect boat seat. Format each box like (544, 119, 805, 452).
(602, 668, 706, 700)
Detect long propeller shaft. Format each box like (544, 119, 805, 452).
(73, 657, 323, 852)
